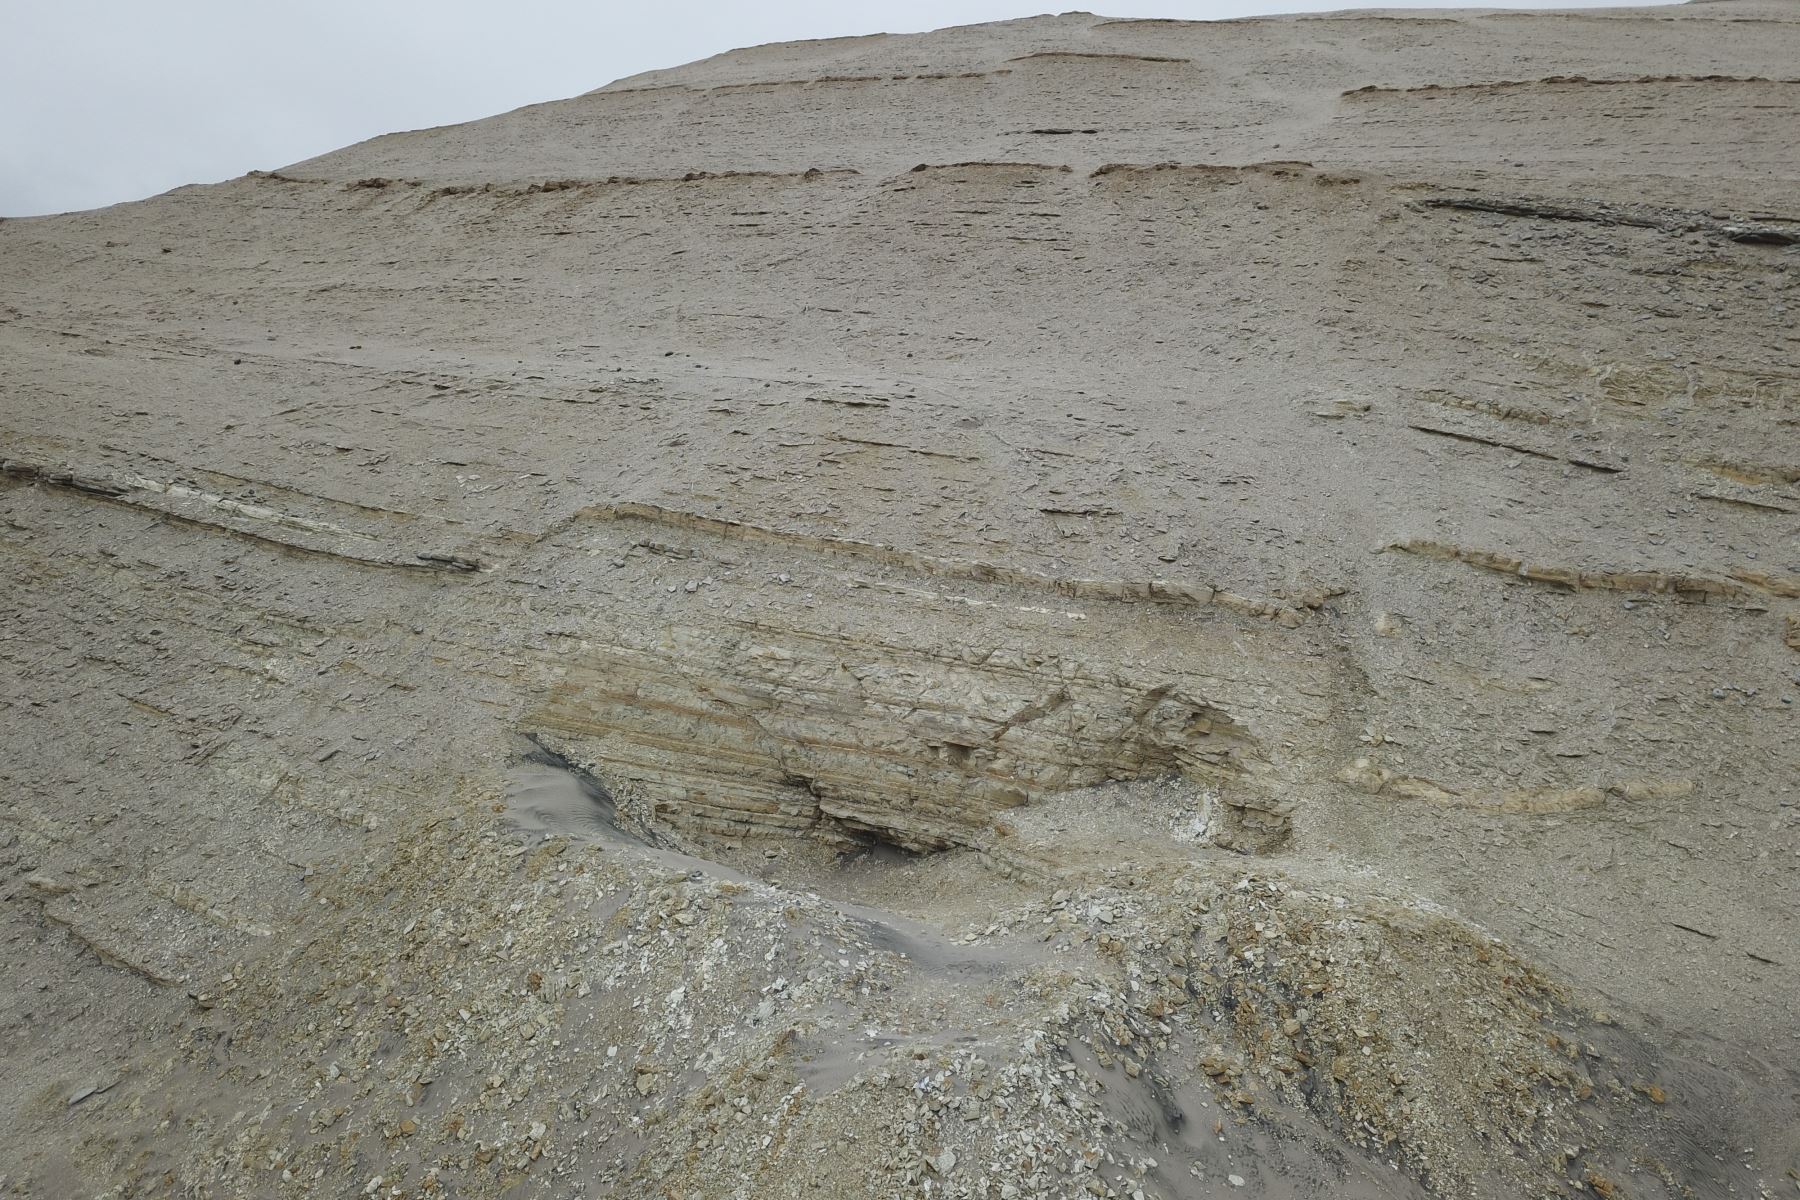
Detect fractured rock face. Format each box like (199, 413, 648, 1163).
(488, 500, 1316, 855)
(534, 620, 1260, 851)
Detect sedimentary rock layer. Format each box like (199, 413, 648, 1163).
(2, 4, 1797, 1198)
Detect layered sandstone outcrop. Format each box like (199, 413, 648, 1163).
(2, 5, 1796, 1197)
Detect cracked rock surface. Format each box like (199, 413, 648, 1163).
(2, 4, 1797, 1197)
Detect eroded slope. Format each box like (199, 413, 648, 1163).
(2, 4, 1797, 1198)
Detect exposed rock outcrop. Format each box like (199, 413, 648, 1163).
(3, 5, 1797, 1199)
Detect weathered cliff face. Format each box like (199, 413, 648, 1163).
(520, 504, 1302, 854)
(2, 5, 1797, 1198)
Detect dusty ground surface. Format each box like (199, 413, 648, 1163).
(2, 3, 1798, 1197)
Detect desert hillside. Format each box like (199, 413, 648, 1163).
(2, 4, 1797, 1197)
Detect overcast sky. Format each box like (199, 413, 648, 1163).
(4, 0, 1648, 217)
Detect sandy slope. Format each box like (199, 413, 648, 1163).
(1, 4, 1797, 1197)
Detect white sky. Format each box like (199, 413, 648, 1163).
(4, 0, 1648, 217)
